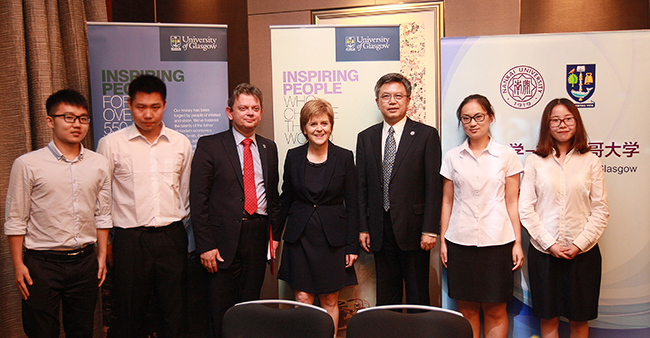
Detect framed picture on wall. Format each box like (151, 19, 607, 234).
(313, 2, 444, 128)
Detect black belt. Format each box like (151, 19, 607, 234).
(25, 244, 94, 261)
(131, 220, 182, 232)
(242, 213, 267, 221)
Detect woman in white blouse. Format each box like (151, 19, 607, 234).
(519, 98, 609, 338)
(440, 94, 524, 338)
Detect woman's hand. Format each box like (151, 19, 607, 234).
(439, 239, 448, 268)
(512, 243, 524, 270)
(560, 244, 581, 260)
(345, 254, 358, 268)
(548, 243, 571, 259)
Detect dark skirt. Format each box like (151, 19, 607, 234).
(278, 213, 357, 294)
(527, 244, 602, 321)
(446, 240, 514, 303)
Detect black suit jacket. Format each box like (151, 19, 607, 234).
(279, 142, 360, 254)
(356, 118, 442, 251)
(190, 128, 282, 269)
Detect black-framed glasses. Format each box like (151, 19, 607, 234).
(51, 114, 91, 124)
(379, 93, 408, 102)
(460, 113, 486, 124)
(549, 116, 575, 128)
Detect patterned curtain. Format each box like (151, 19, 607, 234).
(0, 0, 107, 337)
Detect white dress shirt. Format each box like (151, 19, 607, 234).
(519, 149, 609, 253)
(96, 123, 192, 228)
(441, 139, 523, 246)
(4, 141, 112, 250)
(232, 128, 268, 215)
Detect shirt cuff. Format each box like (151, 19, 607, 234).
(95, 215, 113, 229)
(422, 232, 437, 237)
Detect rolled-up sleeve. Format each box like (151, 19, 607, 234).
(4, 158, 31, 235)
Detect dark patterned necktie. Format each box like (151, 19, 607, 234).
(383, 126, 396, 211)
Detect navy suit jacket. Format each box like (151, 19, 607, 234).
(279, 142, 360, 254)
(356, 118, 442, 251)
(190, 128, 282, 269)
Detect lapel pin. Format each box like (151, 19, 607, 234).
(410, 131, 415, 136)
(263, 144, 267, 148)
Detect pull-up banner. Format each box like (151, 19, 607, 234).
(441, 30, 650, 337)
(87, 23, 230, 149)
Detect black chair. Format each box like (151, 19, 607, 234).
(222, 299, 335, 338)
(346, 304, 473, 338)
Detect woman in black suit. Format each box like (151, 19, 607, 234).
(278, 98, 359, 329)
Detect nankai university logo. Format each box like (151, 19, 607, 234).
(567, 64, 595, 107)
(345, 36, 356, 51)
(170, 36, 181, 51)
(500, 65, 545, 109)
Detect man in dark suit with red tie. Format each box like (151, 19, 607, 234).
(356, 73, 443, 306)
(190, 83, 282, 338)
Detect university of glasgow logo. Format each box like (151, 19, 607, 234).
(567, 64, 595, 107)
(170, 36, 181, 51)
(345, 36, 356, 51)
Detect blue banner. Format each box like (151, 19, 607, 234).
(88, 23, 230, 149)
(335, 26, 400, 62)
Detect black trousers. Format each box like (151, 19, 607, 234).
(112, 222, 188, 338)
(374, 210, 430, 306)
(207, 216, 268, 338)
(22, 245, 98, 338)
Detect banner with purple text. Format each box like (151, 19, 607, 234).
(441, 30, 650, 337)
(271, 23, 441, 329)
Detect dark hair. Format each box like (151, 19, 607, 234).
(456, 94, 495, 126)
(128, 74, 167, 101)
(228, 83, 263, 110)
(46, 89, 89, 115)
(300, 98, 334, 135)
(534, 98, 590, 157)
(374, 73, 411, 98)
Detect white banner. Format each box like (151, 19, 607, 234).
(441, 31, 650, 337)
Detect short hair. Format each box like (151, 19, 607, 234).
(228, 83, 263, 110)
(374, 73, 412, 98)
(300, 98, 334, 135)
(534, 98, 590, 157)
(128, 74, 167, 101)
(46, 89, 89, 115)
(456, 94, 495, 125)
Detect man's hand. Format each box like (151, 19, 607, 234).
(420, 234, 437, 251)
(272, 240, 280, 259)
(14, 263, 32, 300)
(97, 256, 108, 287)
(200, 248, 224, 273)
(359, 232, 371, 253)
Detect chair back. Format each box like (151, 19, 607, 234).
(346, 304, 472, 338)
(222, 299, 335, 338)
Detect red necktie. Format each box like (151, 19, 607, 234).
(242, 138, 257, 215)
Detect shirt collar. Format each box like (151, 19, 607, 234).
(382, 115, 407, 136)
(127, 122, 169, 143)
(47, 140, 84, 162)
(232, 127, 257, 146)
(460, 137, 499, 158)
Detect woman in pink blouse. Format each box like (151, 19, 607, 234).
(519, 98, 609, 338)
